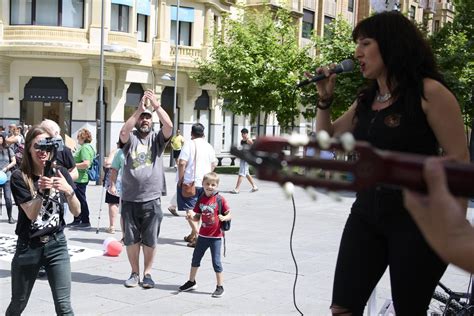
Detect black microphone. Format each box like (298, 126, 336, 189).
(296, 59, 354, 88)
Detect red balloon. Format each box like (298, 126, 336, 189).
(106, 240, 122, 256)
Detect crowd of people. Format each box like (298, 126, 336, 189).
(1, 10, 474, 316)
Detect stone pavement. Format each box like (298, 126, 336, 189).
(0, 168, 471, 315)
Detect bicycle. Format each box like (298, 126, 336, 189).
(430, 281, 474, 316)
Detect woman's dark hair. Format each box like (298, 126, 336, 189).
(20, 125, 49, 178)
(191, 123, 205, 138)
(352, 11, 447, 114)
(0, 134, 6, 148)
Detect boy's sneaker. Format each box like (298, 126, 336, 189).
(178, 280, 197, 292)
(142, 274, 155, 289)
(211, 285, 224, 298)
(124, 272, 139, 288)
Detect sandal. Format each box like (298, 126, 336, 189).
(106, 227, 115, 234)
(168, 207, 179, 216)
(184, 234, 196, 242)
(230, 189, 239, 194)
(251, 187, 259, 192)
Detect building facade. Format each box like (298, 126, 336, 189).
(0, 0, 455, 155)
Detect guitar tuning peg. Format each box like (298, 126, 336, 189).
(305, 186, 318, 201)
(288, 133, 309, 146)
(316, 130, 331, 149)
(282, 182, 295, 198)
(340, 132, 355, 152)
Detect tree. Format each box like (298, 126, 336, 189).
(194, 7, 312, 129)
(301, 17, 365, 120)
(430, 0, 474, 127)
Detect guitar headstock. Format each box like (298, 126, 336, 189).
(230, 132, 387, 192)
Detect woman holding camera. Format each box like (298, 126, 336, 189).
(6, 125, 80, 316)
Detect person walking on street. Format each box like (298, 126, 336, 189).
(103, 141, 124, 234)
(178, 172, 231, 297)
(171, 129, 184, 168)
(0, 134, 17, 224)
(6, 125, 81, 315)
(230, 128, 258, 194)
(177, 123, 217, 248)
(120, 89, 172, 289)
(68, 128, 95, 228)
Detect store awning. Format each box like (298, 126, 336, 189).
(111, 0, 133, 6)
(23, 77, 69, 102)
(137, 0, 151, 15)
(171, 6, 194, 22)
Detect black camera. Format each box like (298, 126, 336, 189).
(34, 137, 64, 152)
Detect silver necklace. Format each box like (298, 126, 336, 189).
(376, 91, 392, 103)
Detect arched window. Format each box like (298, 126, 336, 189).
(124, 83, 144, 120)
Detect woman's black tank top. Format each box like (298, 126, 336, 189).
(351, 96, 438, 213)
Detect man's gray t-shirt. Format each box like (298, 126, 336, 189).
(121, 130, 168, 202)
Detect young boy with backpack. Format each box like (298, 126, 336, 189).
(178, 172, 232, 297)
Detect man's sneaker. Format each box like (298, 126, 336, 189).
(212, 285, 224, 298)
(178, 280, 197, 292)
(77, 222, 91, 228)
(124, 272, 139, 288)
(142, 274, 155, 289)
(66, 221, 80, 227)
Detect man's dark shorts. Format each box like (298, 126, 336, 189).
(177, 186, 204, 211)
(121, 198, 163, 247)
(172, 149, 181, 159)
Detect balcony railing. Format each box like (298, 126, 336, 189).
(246, 0, 300, 12)
(170, 45, 202, 58)
(3, 26, 88, 44)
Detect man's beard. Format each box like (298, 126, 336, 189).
(139, 124, 151, 133)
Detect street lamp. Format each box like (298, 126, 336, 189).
(99, 1, 125, 181)
(162, 0, 180, 167)
(98, 0, 105, 183)
(161, 72, 178, 167)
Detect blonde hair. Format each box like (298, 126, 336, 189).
(77, 128, 92, 143)
(40, 119, 61, 138)
(203, 172, 220, 185)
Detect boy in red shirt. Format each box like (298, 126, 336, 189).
(178, 172, 232, 297)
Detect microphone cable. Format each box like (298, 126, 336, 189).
(290, 194, 304, 315)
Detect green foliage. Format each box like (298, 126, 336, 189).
(430, 0, 474, 126)
(193, 7, 312, 128)
(302, 17, 365, 119)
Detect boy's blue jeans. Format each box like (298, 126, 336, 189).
(191, 236, 223, 273)
(6, 232, 74, 316)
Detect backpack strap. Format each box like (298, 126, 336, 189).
(215, 194, 228, 257)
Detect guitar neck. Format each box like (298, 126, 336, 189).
(382, 151, 474, 197)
